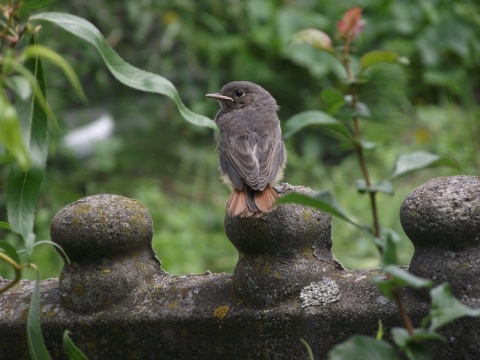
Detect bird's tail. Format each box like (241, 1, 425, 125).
(226, 185, 278, 217)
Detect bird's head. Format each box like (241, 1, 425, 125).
(206, 81, 277, 111)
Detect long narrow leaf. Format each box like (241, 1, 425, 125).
(2, 57, 58, 129)
(34, 240, 71, 264)
(277, 190, 361, 228)
(7, 35, 48, 258)
(63, 331, 88, 360)
(22, 45, 86, 101)
(0, 90, 31, 169)
(27, 271, 52, 360)
(31, 12, 217, 131)
(0, 240, 21, 264)
(0, 221, 13, 230)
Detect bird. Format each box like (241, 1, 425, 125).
(206, 81, 286, 217)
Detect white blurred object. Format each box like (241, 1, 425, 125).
(63, 113, 115, 157)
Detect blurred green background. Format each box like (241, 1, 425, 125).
(1, 0, 479, 279)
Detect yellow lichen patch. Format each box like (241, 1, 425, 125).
(167, 300, 178, 309)
(213, 305, 229, 320)
(100, 268, 111, 274)
(303, 246, 313, 257)
(74, 283, 85, 296)
(263, 262, 272, 274)
(71, 203, 92, 226)
(302, 210, 312, 222)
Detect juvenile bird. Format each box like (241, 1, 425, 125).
(206, 81, 286, 217)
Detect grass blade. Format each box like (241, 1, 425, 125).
(63, 331, 88, 360)
(6, 34, 48, 258)
(27, 270, 52, 360)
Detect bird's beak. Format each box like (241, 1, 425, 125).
(205, 93, 234, 102)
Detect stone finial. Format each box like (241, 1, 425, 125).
(50, 194, 165, 313)
(225, 184, 344, 306)
(400, 175, 480, 298)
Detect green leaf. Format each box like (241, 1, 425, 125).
(1, 58, 58, 130)
(375, 265, 432, 299)
(5, 75, 32, 101)
(328, 335, 398, 360)
(290, 28, 334, 52)
(340, 139, 377, 151)
(375, 229, 400, 266)
(344, 96, 371, 119)
(30, 12, 217, 131)
(27, 271, 52, 360)
(392, 327, 444, 348)
(360, 50, 400, 72)
(0, 240, 20, 264)
(277, 190, 360, 228)
(429, 283, 480, 332)
(0, 221, 12, 230)
(283, 110, 350, 139)
(0, 90, 30, 170)
(63, 331, 88, 360)
(23, 0, 56, 11)
(22, 45, 87, 102)
(388, 151, 459, 180)
(384, 265, 433, 289)
(7, 35, 48, 258)
(321, 88, 345, 115)
(391, 328, 440, 360)
(34, 240, 71, 264)
(376, 320, 386, 340)
(300, 338, 314, 360)
(356, 180, 394, 196)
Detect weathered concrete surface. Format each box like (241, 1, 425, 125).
(50, 194, 166, 313)
(227, 184, 344, 306)
(1, 178, 480, 359)
(1, 270, 421, 360)
(401, 176, 480, 299)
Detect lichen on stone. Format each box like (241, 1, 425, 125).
(300, 278, 340, 307)
(213, 305, 229, 320)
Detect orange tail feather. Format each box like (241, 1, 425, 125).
(254, 184, 278, 213)
(226, 188, 248, 216)
(226, 185, 279, 217)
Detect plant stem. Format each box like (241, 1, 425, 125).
(343, 47, 382, 242)
(0, 252, 22, 293)
(392, 287, 415, 336)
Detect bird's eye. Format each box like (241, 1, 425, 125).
(234, 89, 244, 97)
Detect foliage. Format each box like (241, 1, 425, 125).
(1, 2, 215, 358)
(278, 6, 480, 359)
(0, 1, 479, 358)
(1, 0, 476, 276)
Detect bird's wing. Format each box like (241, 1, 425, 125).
(219, 128, 283, 191)
(258, 127, 285, 184)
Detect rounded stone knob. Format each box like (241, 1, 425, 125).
(51, 194, 165, 313)
(401, 176, 480, 298)
(225, 184, 343, 306)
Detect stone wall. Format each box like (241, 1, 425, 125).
(1, 176, 479, 359)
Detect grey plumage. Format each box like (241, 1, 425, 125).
(206, 81, 286, 217)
